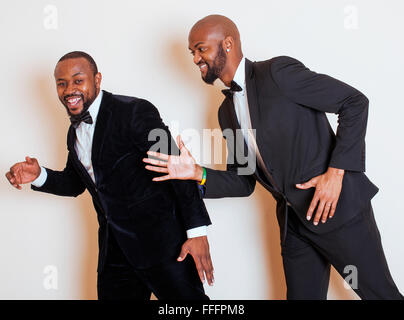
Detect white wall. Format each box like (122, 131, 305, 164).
(0, 0, 402, 299)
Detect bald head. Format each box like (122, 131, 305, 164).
(190, 15, 241, 48)
(188, 15, 243, 86)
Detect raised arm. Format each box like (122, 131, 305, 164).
(143, 106, 256, 199)
(6, 154, 86, 197)
(131, 99, 211, 229)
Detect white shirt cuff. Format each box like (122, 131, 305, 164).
(31, 166, 48, 187)
(186, 225, 207, 238)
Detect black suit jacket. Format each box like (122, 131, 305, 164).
(32, 91, 211, 271)
(203, 56, 378, 236)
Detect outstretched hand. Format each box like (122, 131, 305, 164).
(5, 156, 41, 190)
(296, 167, 344, 225)
(143, 135, 203, 182)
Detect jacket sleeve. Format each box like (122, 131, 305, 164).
(130, 99, 211, 230)
(31, 152, 86, 197)
(204, 106, 256, 198)
(270, 56, 369, 172)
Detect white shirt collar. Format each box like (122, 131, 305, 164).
(87, 90, 103, 124)
(232, 57, 246, 90)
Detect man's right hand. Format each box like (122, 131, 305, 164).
(143, 135, 204, 182)
(5, 156, 41, 190)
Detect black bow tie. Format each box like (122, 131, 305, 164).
(222, 80, 243, 98)
(70, 110, 93, 129)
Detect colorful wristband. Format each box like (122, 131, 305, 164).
(199, 167, 207, 186)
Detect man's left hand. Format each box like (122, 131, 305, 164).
(177, 236, 214, 286)
(296, 167, 345, 225)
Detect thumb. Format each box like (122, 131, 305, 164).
(25, 156, 33, 164)
(177, 245, 189, 262)
(177, 135, 190, 156)
(296, 178, 317, 189)
(176, 135, 183, 147)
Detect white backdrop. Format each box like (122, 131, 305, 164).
(0, 0, 403, 299)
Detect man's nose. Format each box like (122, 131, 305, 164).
(193, 52, 201, 65)
(63, 83, 77, 96)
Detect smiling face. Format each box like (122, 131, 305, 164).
(188, 28, 227, 85)
(54, 57, 101, 116)
(188, 15, 243, 87)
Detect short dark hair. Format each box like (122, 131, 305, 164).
(57, 51, 98, 75)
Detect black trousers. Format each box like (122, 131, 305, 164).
(281, 201, 403, 300)
(97, 230, 209, 300)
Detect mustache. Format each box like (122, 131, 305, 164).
(63, 93, 84, 102)
(197, 61, 209, 67)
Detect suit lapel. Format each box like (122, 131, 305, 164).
(244, 59, 281, 193)
(66, 90, 113, 188)
(67, 125, 95, 187)
(222, 97, 250, 158)
(223, 97, 240, 131)
(245, 59, 263, 150)
(91, 90, 113, 179)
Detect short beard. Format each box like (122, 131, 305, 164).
(203, 45, 227, 85)
(64, 85, 97, 118)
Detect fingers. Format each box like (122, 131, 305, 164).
(143, 157, 170, 178)
(304, 172, 342, 225)
(190, 253, 215, 286)
(308, 197, 337, 225)
(10, 166, 22, 184)
(177, 245, 206, 285)
(329, 202, 337, 219)
(176, 135, 184, 149)
(177, 246, 189, 262)
(320, 202, 332, 224)
(202, 254, 215, 286)
(145, 165, 169, 174)
(145, 166, 169, 174)
(143, 157, 168, 168)
(193, 258, 206, 284)
(25, 156, 36, 165)
(313, 200, 326, 226)
(296, 177, 318, 189)
(177, 135, 187, 151)
(319, 201, 337, 224)
(5, 171, 21, 190)
(146, 151, 169, 161)
(176, 135, 191, 156)
(152, 175, 172, 182)
(179, 238, 214, 286)
(142, 157, 168, 167)
(306, 192, 319, 221)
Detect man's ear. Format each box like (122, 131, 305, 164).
(223, 36, 234, 52)
(95, 72, 102, 89)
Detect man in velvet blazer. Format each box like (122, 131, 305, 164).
(144, 15, 403, 299)
(5, 51, 213, 300)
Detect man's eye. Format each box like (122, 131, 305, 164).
(75, 80, 83, 84)
(57, 83, 65, 87)
(199, 47, 206, 52)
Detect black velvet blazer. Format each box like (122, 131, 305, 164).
(32, 91, 211, 271)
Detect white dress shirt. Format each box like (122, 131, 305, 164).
(32, 90, 206, 238)
(230, 57, 268, 171)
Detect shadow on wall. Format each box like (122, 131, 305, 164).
(34, 73, 99, 299)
